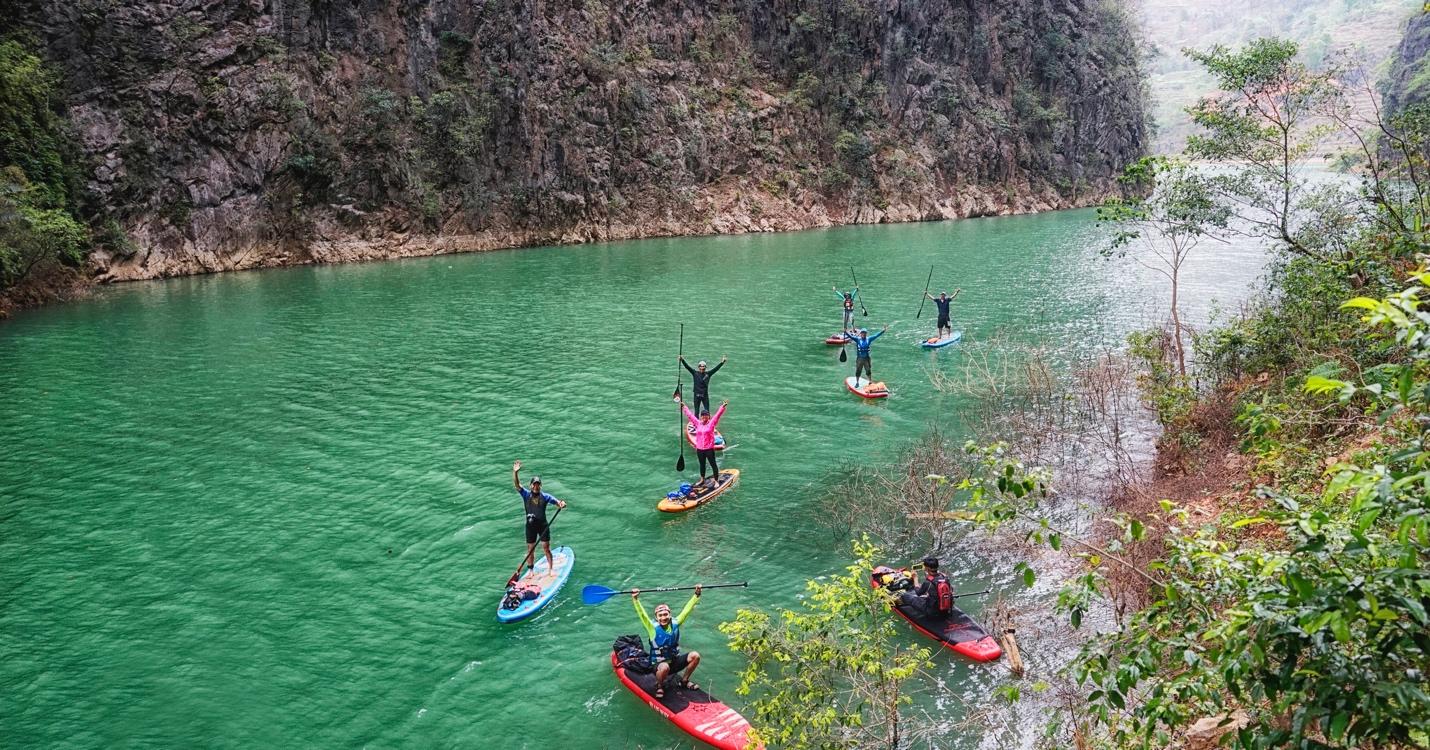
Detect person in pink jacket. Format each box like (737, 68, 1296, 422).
(676, 396, 728, 488)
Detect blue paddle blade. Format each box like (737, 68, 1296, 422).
(581, 584, 620, 605)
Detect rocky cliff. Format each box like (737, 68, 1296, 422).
(1384, 10, 1430, 116)
(8, 0, 1148, 281)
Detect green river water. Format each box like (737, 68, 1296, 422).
(1, 210, 1268, 748)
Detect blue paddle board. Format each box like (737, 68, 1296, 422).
(497, 546, 575, 623)
(919, 331, 963, 349)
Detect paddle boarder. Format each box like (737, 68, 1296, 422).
(922, 289, 958, 340)
(833, 285, 860, 332)
(512, 460, 566, 574)
(632, 584, 703, 698)
(902, 556, 955, 620)
(677, 396, 728, 488)
(844, 325, 888, 383)
(679, 355, 726, 416)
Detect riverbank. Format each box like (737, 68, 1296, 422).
(1, 180, 1113, 319)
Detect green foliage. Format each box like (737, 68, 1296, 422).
(720, 537, 933, 749)
(0, 171, 88, 289)
(0, 39, 80, 211)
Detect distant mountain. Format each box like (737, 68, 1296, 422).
(1139, 0, 1421, 153)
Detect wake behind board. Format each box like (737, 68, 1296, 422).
(496, 546, 575, 623)
(845, 376, 890, 399)
(611, 651, 759, 750)
(871, 566, 1001, 662)
(919, 331, 963, 349)
(686, 424, 726, 451)
(657, 469, 740, 512)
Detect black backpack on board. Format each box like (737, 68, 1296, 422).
(613, 634, 654, 674)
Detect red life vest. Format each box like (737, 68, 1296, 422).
(933, 574, 954, 614)
(843, 296, 854, 311)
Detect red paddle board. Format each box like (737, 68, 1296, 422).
(611, 652, 760, 749)
(871, 566, 1001, 662)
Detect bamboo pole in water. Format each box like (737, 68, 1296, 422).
(1002, 628, 1025, 676)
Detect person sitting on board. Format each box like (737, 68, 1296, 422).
(923, 289, 957, 340)
(680, 355, 726, 417)
(632, 584, 703, 698)
(833, 285, 859, 332)
(845, 325, 889, 384)
(677, 396, 728, 488)
(512, 460, 566, 575)
(901, 556, 956, 620)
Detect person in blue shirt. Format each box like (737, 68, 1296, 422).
(832, 285, 860, 332)
(512, 460, 566, 574)
(845, 325, 888, 383)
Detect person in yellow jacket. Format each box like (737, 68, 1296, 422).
(632, 584, 702, 698)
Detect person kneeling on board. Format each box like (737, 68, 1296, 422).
(677, 396, 728, 488)
(680, 355, 726, 416)
(633, 585, 703, 698)
(512, 460, 566, 574)
(845, 325, 889, 383)
(901, 556, 956, 620)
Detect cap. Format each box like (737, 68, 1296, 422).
(859, 328, 869, 335)
(530, 475, 542, 484)
(697, 360, 708, 368)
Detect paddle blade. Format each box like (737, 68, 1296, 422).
(676, 453, 686, 471)
(839, 347, 848, 363)
(581, 584, 620, 605)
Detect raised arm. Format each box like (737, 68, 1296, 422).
(632, 593, 656, 640)
(681, 404, 697, 424)
(867, 328, 886, 342)
(832, 287, 847, 300)
(681, 358, 696, 377)
(709, 401, 728, 428)
(512, 460, 522, 490)
(707, 358, 725, 376)
(674, 591, 700, 626)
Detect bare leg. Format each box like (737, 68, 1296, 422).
(542, 540, 554, 571)
(655, 662, 670, 696)
(681, 651, 701, 687)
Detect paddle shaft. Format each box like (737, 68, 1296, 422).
(851, 266, 868, 315)
(620, 582, 748, 597)
(675, 324, 685, 471)
(915, 265, 933, 319)
(507, 505, 563, 587)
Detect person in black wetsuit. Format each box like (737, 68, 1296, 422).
(512, 460, 566, 574)
(679, 355, 726, 416)
(922, 289, 961, 340)
(900, 556, 955, 620)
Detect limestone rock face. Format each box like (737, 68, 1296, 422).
(8, 0, 1149, 281)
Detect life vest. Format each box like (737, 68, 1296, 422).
(933, 574, 954, 614)
(523, 490, 548, 523)
(843, 296, 854, 311)
(651, 621, 681, 660)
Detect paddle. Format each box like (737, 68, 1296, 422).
(839, 337, 848, 363)
(581, 581, 749, 605)
(850, 266, 869, 316)
(505, 505, 563, 588)
(915, 265, 933, 319)
(675, 323, 686, 473)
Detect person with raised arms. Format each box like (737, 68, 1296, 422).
(845, 324, 889, 384)
(679, 354, 726, 417)
(833, 285, 860, 333)
(632, 584, 703, 699)
(676, 396, 728, 488)
(922, 289, 960, 341)
(512, 460, 566, 575)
